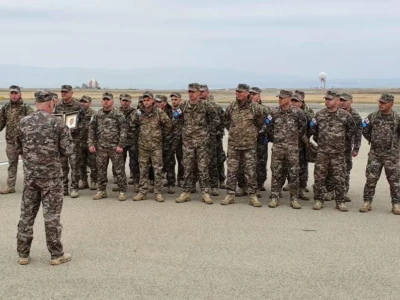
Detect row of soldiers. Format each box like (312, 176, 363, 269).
(1, 85, 400, 215)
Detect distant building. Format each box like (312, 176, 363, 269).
(88, 79, 100, 89)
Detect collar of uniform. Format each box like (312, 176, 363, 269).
(10, 99, 23, 106)
(236, 99, 250, 108)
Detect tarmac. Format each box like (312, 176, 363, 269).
(1, 109, 400, 300)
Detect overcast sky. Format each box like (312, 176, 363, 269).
(1, 0, 399, 79)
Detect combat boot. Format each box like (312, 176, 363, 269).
(219, 181, 226, 189)
(176, 192, 191, 203)
(63, 189, 69, 196)
(78, 180, 89, 190)
(132, 193, 147, 201)
(282, 185, 290, 192)
(148, 181, 154, 193)
(18, 256, 30, 265)
(112, 186, 120, 192)
(177, 180, 183, 187)
(336, 202, 348, 212)
(249, 194, 262, 207)
(260, 186, 266, 191)
(235, 188, 247, 197)
(304, 187, 310, 192)
(89, 182, 97, 190)
(256, 190, 262, 198)
(344, 195, 352, 202)
(118, 192, 127, 201)
(93, 191, 107, 200)
(359, 201, 372, 213)
(191, 186, 197, 193)
(0, 186, 16, 194)
(128, 178, 134, 185)
(299, 188, 309, 201)
(154, 193, 165, 202)
(324, 191, 335, 202)
(70, 190, 79, 198)
(392, 203, 400, 215)
(168, 186, 175, 194)
(221, 194, 235, 205)
(312, 200, 323, 210)
(210, 188, 219, 196)
(290, 199, 302, 209)
(51, 253, 72, 266)
(268, 199, 279, 208)
(202, 192, 213, 204)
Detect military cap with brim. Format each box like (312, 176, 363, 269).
(170, 92, 182, 98)
(35, 89, 53, 103)
(291, 94, 302, 102)
(295, 90, 305, 98)
(340, 93, 352, 101)
(80, 95, 92, 103)
(324, 90, 340, 100)
(102, 92, 113, 100)
(276, 90, 293, 98)
(9, 85, 21, 93)
(61, 85, 73, 92)
(199, 84, 209, 92)
(236, 83, 250, 92)
(379, 93, 394, 103)
(250, 87, 262, 94)
(143, 91, 154, 98)
(188, 83, 200, 92)
(120, 93, 132, 101)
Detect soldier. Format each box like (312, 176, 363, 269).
(170, 92, 184, 187)
(0, 85, 34, 194)
(221, 83, 265, 207)
(52, 93, 60, 106)
(175, 83, 220, 204)
(77, 95, 97, 190)
(16, 90, 72, 265)
(310, 90, 355, 212)
(265, 91, 307, 209)
(199, 84, 226, 195)
(132, 92, 172, 202)
(53, 85, 81, 197)
(360, 94, 400, 215)
(88, 92, 128, 201)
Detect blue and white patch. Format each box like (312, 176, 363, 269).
(265, 115, 272, 125)
(362, 117, 370, 128)
(173, 108, 183, 119)
(309, 118, 317, 127)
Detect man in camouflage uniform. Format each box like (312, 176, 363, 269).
(88, 92, 128, 201)
(310, 90, 355, 212)
(0, 85, 34, 194)
(170, 92, 184, 187)
(360, 94, 400, 215)
(53, 85, 81, 197)
(221, 84, 265, 207)
(199, 84, 225, 195)
(265, 91, 307, 209)
(16, 90, 72, 265)
(176, 83, 220, 204)
(77, 96, 97, 191)
(132, 92, 172, 202)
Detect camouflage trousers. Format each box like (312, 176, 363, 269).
(97, 147, 127, 192)
(281, 147, 308, 189)
(139, 147, 163, 194)
(216, 136, 226, 183)
(182, 144, 210, 193)
(270, 145, 299, 200)
(112, 145, 139, 184)
(226, 146, 257, 194)
(313, 151, 346, 203)
(363, 152, 400, 203)
(79, 146, 97, 183)
(61, 138, 80, 191)
(170, 137, 184, 183)
(6, 141, 20, 188)
(326, 149, 352, 194)
(209, 137, 220, 188)
(17, 177, 64, 259)
(163, 143, 175, 187)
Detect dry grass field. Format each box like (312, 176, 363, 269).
(1, 88, 399, 105)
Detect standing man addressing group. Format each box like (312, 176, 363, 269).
(16, 90, 72, 265)
(0, 85, 34, 194)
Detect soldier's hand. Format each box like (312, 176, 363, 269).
(89, 146, 96, 153)
(116, 146, 123, 154)
(352, 151, 358, 157)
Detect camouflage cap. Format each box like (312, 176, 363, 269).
(143, 91, 154, 98)
(34, 89, 53, 103)
(80, 95, 92, 103)
(291, 94, 302, 102)
(188, 83, 201, 92)
(9, 85, 21, 93)
(61, 85, 73, 92)
(379, 93, 395, 103)
(340, 93, 353, 101)
(276, 90, 293, 98)
(170, 92, 182, 98)
(102, 92, 113, 100)
(120, 93, 132, 101)
(199, 84, 209, 92)
(236, 83, 250, 92)
(51, 92, 59, 99)
(295, 90, 305, 99)
(155, 94, 168, 102)
(138, 96, 144, 102)
(324, 90, 340, 100)
(250, 87, 262, 94)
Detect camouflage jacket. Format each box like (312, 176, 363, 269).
(88, 107, 127, 149)
(224, 99, 266, 150)
(257, 103, 272, 145)
(204, 95, 225, 137)
(346, 107, 362, 152)
(362, 110, 400, 156)
(16, 110, 74, 179)
(180, 100, 220, 148)
(0, 99, 34, 143)
(78, 107, 97, 148)
(119, 106, 137, 147)
(310, 108, 355, 154)
(53, 98, 81, 139)
(132, 105, 172, 150)
(265, 106, 308, 149)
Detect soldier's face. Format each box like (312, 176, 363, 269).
(188, 90, 200, 101)
(102, 98, 114, 110)
(236, 90, 248, 101)
(279, 96, 291, 106)
(143, 97, 154, 108)
(9, 91, 21, 102)
(200, 90, 209, 100)
(339, 99, 352, 110)
(291, 100, 302, 108)
(171, 97, 181, 107)
(61, 90, 73, 101)
(324, 97, 338, 109)
(155, 101, 163, 109)
(79, 101, 91, 110)
(120, 99, 131, 109)
(378, 100, 393, 113)
(250, 93, 261, 103)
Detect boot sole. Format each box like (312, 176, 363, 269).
(51, 256, 72, 266)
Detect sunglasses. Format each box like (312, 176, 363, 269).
(121, 99, 131, 102)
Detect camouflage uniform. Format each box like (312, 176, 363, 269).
(88, 96, 128, 193)
(0, 86, 34, 192)
(266, 92, 308, 202)
(310, 91, 355, 206)
(362, 94, 400, 205)
(16, 90, 73, 260)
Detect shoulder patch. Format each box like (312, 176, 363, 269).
(362, 117, 370, 128)
(265, 114, 273, 125)
(310, 118, 317, 127)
